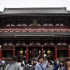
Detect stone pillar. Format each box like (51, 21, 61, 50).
(68, 45, 70, 57)
(42, 45, 44, 57)
(0, 45, 2, 59)
(13, 46, 15, 56)
(55, 45, 57, 59)
(26, 45, 28, 60)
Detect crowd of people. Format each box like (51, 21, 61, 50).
(0, 56, 70, 70)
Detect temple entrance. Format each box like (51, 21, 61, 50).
(16, 47, 26, 61)
(29, 47, 41, 59)
(44, 47, 54, 60)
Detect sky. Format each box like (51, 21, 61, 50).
(0, 0, 70, 11)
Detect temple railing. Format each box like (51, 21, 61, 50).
(0, 29, 70, 32)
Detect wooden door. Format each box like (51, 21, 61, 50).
(29, 48, 40, 58)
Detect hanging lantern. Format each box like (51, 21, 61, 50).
(20, 49, 23, 55)
(47, 49, 51, 55)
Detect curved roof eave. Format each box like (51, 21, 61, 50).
(0, 13, 70, 16)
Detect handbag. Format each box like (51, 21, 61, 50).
(39, 64, 44, 70)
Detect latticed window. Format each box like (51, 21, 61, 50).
(33, 19, 37, 26)
(2, 50, 13, 58)
(57, 50, 68, 58)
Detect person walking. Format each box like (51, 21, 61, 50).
(64, 57, 70, 70)
(53, 60, 65, 70)
(5, 56, 21, 70)
(0, 59, 3, 70)
(23, 59, 34, 70)
(49, 59, 53, 68)
(35, 56, 47, 70)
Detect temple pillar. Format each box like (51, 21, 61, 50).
(0, 45, 2, 59)
(68, 45, 70, 57)
(42, 45, 44, 57)
(13, 46, 15, 56)
(55, 45, 57, 59)
(26, 45, 28, 60)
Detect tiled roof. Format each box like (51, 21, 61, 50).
(0, 7, 69, 14)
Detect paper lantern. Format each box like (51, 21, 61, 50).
(47, 49, 51, 55)
(20, 49, 23, 55)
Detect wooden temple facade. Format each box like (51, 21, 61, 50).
(0, 7, 70, 60)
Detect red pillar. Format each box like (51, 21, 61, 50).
(13, 46, 15, 56)
(26, 45, 28, 60)
(55, 45, 57, 60)
(0, 45, 2, 59)
(68, 45, 70, 57)
(42, 45, 44, 57)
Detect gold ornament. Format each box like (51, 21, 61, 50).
(47, 49, 51, 55)
(20, 49, 23, 55)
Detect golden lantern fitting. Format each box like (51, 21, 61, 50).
(47, 49, 51, 55)
(20, 49, 23, 55)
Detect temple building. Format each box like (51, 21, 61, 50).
(0, 7, 70, 60)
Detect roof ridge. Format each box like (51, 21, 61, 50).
(0, 7, 69, 14)
(4, 7, 67, 10)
